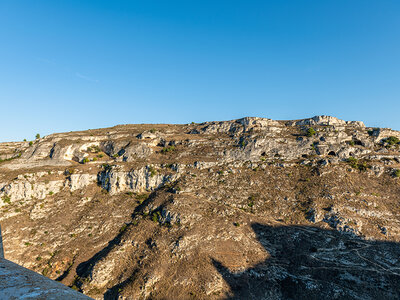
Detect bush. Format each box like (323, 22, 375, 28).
(148, 166, 157, 177)
(151, 211, 161, 223)
(65, 168, 75, 175)
(35, 133, 40, 139)
(161, 146, 176, 154)
(87, 145, 101, 153)
(394, 169, 400, 178)
(29, 141, 33, 146)
(82, 157, 89, 164)
(386, 136, 400, 146)
(306, 127, 316, 137)
(135, 193, 148, 204)
(346, 157, 369, 171)
(102, 163, 112, 171)
(2, 196, 11, 204)
(248, 195, 256, 207)
(347, 156, 357, 164)
(347, 157, 359, 169)
(0, 153, 21, 163)
(119, 223, 128, 233)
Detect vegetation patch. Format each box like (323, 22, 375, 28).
(346, 157, 370, 171)
(2, 196, 11, 204)
(148, 166, 157, 177)
(384, 136, 400, 147)
(0, 153, 22, 163)
(306, 127, 316, 137)
(161, 146, 176, 154)
(135, 193, 148, 204)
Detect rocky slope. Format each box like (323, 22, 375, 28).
(1, 115, 400, 299)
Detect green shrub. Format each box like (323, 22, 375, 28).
(346, 157, 369, 171)
(2, 196, 11, 204)
(82, 157, 89, 164)
(119, 223, 128, 233)
(65, 168, 75, 175)
(151, 211, 161, 223)
(394, 169, 400, 178)
(161, 146, 176, 154)
(29, 141, 33, 146)
(310, 143, 317, 151)
(347, 156, 357, 164)
(148, 166, 157, 177)
(102, 163, 112, 171)
(306, 127, 316, 137)
(87, 145, 101, 153)
(0, 154, 21, 163)
(35, 133, 40, 139)
(135, 193, 148, 204)
(346, 157, 359, 169)
(386, 136, 400, 146)
(248, 195, 256, 207)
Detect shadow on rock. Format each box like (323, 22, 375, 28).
(213, 223, 400, 300)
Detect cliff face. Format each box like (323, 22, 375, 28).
(1, 116, 400, 299)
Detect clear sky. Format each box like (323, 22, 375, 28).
(1, 1, 400, 142)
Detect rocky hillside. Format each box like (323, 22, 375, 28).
(1, 115, 400, 299)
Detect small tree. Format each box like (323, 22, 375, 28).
(35, 133, 40, 139)
(306, 127, 316, 137)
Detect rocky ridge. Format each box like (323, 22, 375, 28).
(0, 115, 400, 299)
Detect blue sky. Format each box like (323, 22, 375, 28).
(1, 1, 400, 141)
